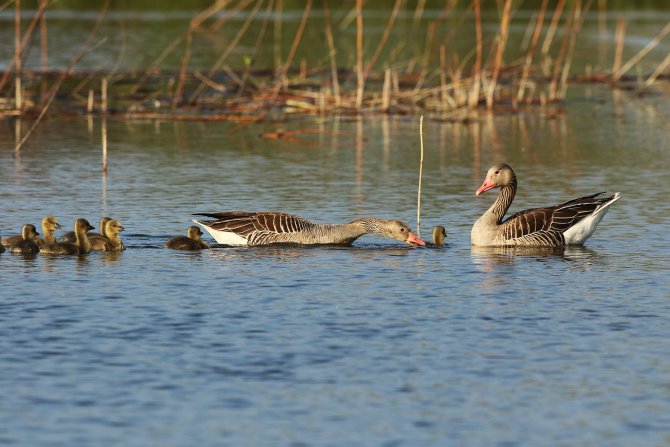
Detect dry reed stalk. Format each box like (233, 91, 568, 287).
(440, 44, 448, 107)
(381, 68, 391, 112)
(485, 0, 512, 109)
(517, 0, 548, 102)
(324, 0, 341, 107)
(273, 0, 312, 96)
(541, 0, 567, 56)
(172, 30, 193, 108)
(14, 0, 21, 110)
(548, 0, 577, 101)
(274, 0, 283, 71)
(417, 115, 424, 238)
(189, 0, 264, 103)
(355, 0, 364, 109)
(101, 77, 108, 113)
(87, 89, 94, 113)
(413, 20, 437, 93)
(613, 20, 670, 82)
(39, 0, 48, 100)
(413, 0, 426, 26)
(468, 0, 482, 108)
(235, 0, 275, 99)
(612, 16, 626, 75)
(102, 117, 108, 174)
(364, 0, 403, 80)
(559, 0, 592, 99)
(13, 0, 109, 156)
(209, 0, 251, 32)
(645, 51, 670, 87)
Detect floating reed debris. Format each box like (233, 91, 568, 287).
(2, 1, 670, 130)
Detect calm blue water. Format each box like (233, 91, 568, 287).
(2, 91, 670, 445)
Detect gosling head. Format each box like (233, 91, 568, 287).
(105, 219, 125, 238)
(432, 226, 447, 245)
(75, 218, 94, 234)
(475, 163, 517, 196)
(22, 224, 40, 241)
(187, 226, 204, 241)
(42, 215, 62, 232)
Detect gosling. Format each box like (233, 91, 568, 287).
(2, 224, 39, 248)
(37, 215, 63, 248)
(10, 224, 41, 254)
(40, 219, 95, 255)
(165, 226, 209, 250)
(101, 219, 126, 252)
(427, 226, 447, 246)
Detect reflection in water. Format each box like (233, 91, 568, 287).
(471, 244, 604, 268)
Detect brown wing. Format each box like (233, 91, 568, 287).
(193, 211, 316, 239)
(501, 193, 615, 245)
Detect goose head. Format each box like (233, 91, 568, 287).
(188, 226, 204, 241)
(42, 215, 62, 232)
(476, 163, 516, 195)
(105, 219, 125, 238)
(377, 220, 425, 246)
(22, 224, 40, 241)
(75, 218, 94, 235)
(432, 226, 447, 245)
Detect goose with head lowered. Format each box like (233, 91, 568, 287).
(193, 211, 426, 247)
(471, 163, 620, 247)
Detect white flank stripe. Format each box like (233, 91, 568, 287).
(563, 193, 620, 245)
(192, 219, 248, 246)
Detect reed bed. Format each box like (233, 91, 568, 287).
(2, 0, 670, 131)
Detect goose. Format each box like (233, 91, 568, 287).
(165, 226, 209, 250)
(471, 163, 620, 247)
(40, 219, 95, 255)
(9, 224, 41, 254)
(101, 219, 126, 252)
(60, 216, 111, 243)
(38, 215, 63, 248)
(427, 226, 447, 246)
(2, 224, 39, 248)
(193, 211, 426, 247)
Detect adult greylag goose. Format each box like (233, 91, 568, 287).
(60, 216, 111, 243)
(193, 212, 426, 247)
(9, 224, 41, 254)
(40, 219, 94, 255)
(471, 163, 620, 247)
(101, 219, 126, 252)
(165, 226, 209, 250)
(2, 224, 39, 248)
(37, 215, 62, 248)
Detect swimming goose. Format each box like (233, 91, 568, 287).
(471, 163, 620, 247)
(40, 219, 95, 255)
(9, 224, 41, 254)
(38, 215, 63, 248)
(165, 226, 209, 250)
(193, 211, 426, 247)
(101, 219, 126, 252)
(2, 224, 39, 248)
(60, 216, 111, 243)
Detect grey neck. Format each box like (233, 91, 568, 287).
(489, 180, 517, 224)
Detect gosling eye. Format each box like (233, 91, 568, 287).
(400, 228, 406, 232)
(495, 170, 500, 174)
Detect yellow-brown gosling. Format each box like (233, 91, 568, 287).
(165, 226, 209, 250)
(101, 219, 126, 252)
(60, 216, 111, 243)
(2, 224, 39, 248)
(40, 219, 94, 255)
(37, 215, 63, 248)
(10, 224, 41, 254)
(431, 226, 447, 246)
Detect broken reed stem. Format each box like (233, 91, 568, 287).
(417, 115, 424, 238)
(101, 77, 108, 113)
(541, 0, 567, 56)
(517, 0, 548, 102)
(173, 30, 192, 108)
(613, 20, 670, 82)
(612, 16, 626, 75)
(645, 50, 670, 86)
(14, 0, 22, 110)
(324, 0, 341, 107)
(469, 0, 482, 108)
(355, 0, 364, 109)
(102, 117, 108, 174)
(364, 0, 403, 79)
(486, 0, 512, 109)
(273, 0, 311, 96)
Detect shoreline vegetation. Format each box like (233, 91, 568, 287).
(2, 0, 670, 153)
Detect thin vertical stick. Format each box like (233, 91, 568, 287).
(364, 0, 403, 80)
(486, 0, 512, 109)
(517, 0, 548, 102)
(469, 0, 482, 108)
(173, 30, 192, 108)
(612, 16, 626, 75)
(274, 0, 283, 71)
(87, 89, 94, 113)
(355, 0, 364, 109)
(40, 0, 48, 100)
(324, 0, 341, 107)
(541, 0, 567, 56)
(14, 0, 22, 110)
(102, 117, 108, 174)
(417, 115, 424, 238)
(273, 0, 311, 96)
(101, 77, 108, 113)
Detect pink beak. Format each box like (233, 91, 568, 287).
(475, 177, 497, 196)
(405, 231, 426, 246)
